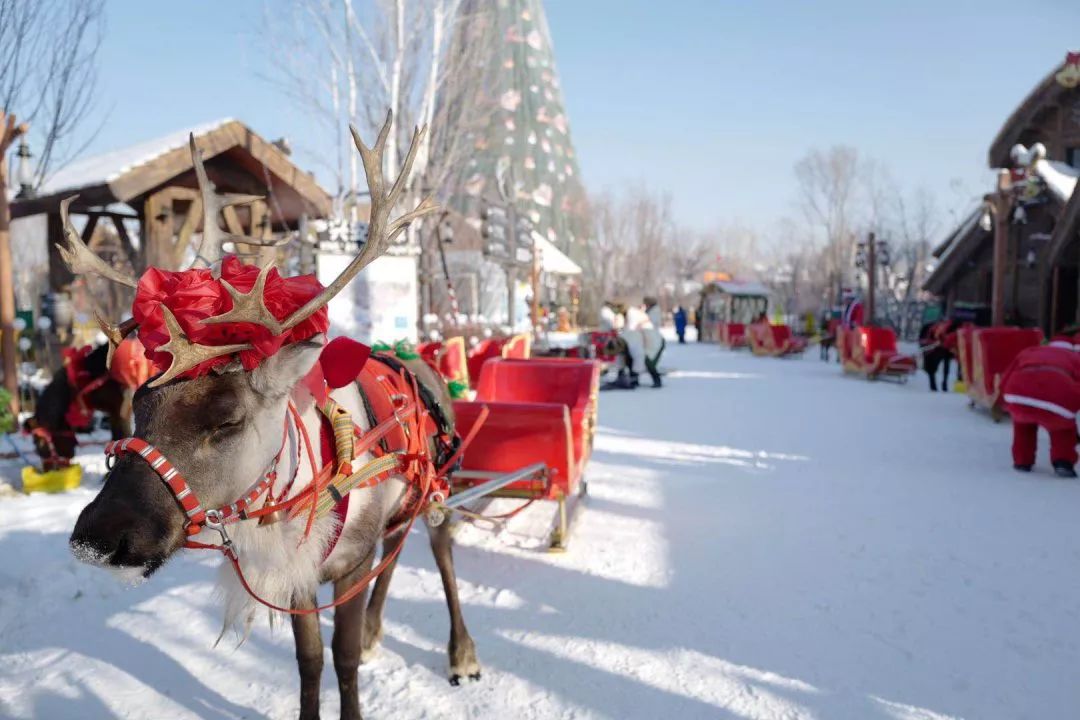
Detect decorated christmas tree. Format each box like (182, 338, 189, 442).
(452, 0, 591, 269)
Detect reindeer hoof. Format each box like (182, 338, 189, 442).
(448, 671, 481, 687)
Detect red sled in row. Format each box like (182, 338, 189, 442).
(451, 357, 600, 551)
(748, 323, 807, 357)
(956, 326, 1043, 419)
(838, 326, 916, 381)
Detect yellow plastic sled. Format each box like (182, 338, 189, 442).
(22, 463, 82, 493)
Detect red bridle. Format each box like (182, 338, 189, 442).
(103, 410, 294, 542)
(99, 365, 479, 616)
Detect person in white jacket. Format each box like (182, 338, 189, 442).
(628, 300, 666, 388)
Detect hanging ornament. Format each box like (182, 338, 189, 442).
(1056, 51, 1080, 88)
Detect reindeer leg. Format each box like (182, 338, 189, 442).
(426, 518, 480, 685)
(333, 548, 376, 720)
(291, 593, 324, 720)
(360, 529, 406, 663)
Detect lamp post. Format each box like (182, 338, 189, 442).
(15, 139, 33, 199)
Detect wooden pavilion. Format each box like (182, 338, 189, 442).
(12, 119, 333, 294)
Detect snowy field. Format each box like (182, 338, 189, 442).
(2, 339, 1079, 719)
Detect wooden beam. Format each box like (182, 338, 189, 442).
(47, 212, 74, 290)
(1050, 265, 1060, 333)
(173, 195, 203, 268)
(221, 204, 244, 236)
(111, 215, 139, 272)
(142, 190, 175, 270)
(81, 214, 101, 249)
(989, 171, 1013, 327)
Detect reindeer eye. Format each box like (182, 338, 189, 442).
(214, 417, 244, 434)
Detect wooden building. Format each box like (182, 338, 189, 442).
(12, 119, 333, 296)
(925, 53, 1080, 333)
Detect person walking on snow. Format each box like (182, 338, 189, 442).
(1001, 337, 1080, 478)
(631, 300, 665, 388)
(599, 301, 618, 332)
(674, 306, 688, 344)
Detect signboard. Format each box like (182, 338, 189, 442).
(317, 252, 418, 345)
(703, 270, 732, 283)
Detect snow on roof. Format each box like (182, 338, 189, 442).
(531, 231, 581, 275)
(712, 280, 769, 297)
(934, 206, 982, 265)
(38, 118, 234, 197)
(1033, 158, 1079, 203)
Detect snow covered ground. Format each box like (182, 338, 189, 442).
(2, 340, 1079, 719)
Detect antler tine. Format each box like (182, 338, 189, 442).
(56, 195, 138, 289)
(189, 134, 267, 269)
(202, 259, 283, 335)
(96, 315, 139, 370)
(277, 111, 439, 332)
(149, 306, 252, 388)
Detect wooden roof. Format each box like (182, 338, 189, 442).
(988, 60, 1070, 169)
(14, 120, 332, 224)
(923, 208, 988, 295)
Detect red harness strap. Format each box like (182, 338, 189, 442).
(105, 436, 278, 538)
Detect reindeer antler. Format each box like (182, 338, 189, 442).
(189, 134, 287, 269)
(201, 259, 283, 335)
(57, 196, 138, 289)
(277, 110, 439, 332)
(149, 306, 252, 388)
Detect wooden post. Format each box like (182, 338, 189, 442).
(989, 170, 1013, 327)
(530, 242, 541, 334)
(866, 232, 876, 327)
(0, 114, 27, 412)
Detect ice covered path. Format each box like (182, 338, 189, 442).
(2, 341, 1079, 719)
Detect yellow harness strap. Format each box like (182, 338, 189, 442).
(308, 397, 401, 521)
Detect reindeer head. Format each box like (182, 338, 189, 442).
(68, 112, 437, 576)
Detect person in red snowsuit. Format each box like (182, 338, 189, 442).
(1001, 338, 1080, 478)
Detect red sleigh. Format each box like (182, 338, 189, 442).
(839, 326, 916, 381)
(963, 326, 1044, 417)
(464, 333, 532, 389)
(720, 322, 747, 349)
(747, 322, 806, 357)
(451, 357, 600, 551)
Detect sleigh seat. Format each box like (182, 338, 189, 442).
(748, 323, 806, 357)
(842, 326, 916, 380)
(968, 327, 1044, 413)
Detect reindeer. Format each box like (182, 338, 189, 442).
(25, 335, 151, 470)
(66, 114, 479, 720)
(24, 343, 127, 469)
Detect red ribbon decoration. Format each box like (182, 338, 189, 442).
(132, 256, 330, 381)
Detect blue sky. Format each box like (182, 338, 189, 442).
(82, 0, 1079, 239)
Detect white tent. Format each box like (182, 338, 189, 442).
(531, 231, 582, 275)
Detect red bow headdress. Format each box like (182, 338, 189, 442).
(133, 256, 329, 383)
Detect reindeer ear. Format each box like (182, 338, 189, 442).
(249, 336, 325, 399)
